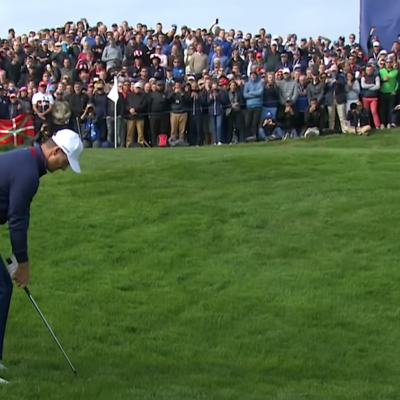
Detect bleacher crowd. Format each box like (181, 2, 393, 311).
(1, 20, 400, 147)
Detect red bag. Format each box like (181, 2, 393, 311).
(158, 133, 168, 147)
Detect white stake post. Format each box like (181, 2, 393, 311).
(107, 76, 119, 149)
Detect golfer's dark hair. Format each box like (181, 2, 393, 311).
(43, 138, 58, 148)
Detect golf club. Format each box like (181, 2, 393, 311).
(6, 258, 77, 376)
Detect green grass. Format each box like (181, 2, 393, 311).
(2, 132, 400, 399)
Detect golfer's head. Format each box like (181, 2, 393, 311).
(43, 129, 83, 173)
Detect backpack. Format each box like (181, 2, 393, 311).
(158, 134, 168, 147)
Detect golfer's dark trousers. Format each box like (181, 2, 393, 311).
(188, 114, 204, 146)
(0, 253, 12, 360)
(149, 114, 167, 146)
(245, 107, 262, 139)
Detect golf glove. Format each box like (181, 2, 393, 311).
(6, 254, 18, 279)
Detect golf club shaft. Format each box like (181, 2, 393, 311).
(24, 287, 77, 375)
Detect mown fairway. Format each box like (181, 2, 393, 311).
(2, 133, 400, 400)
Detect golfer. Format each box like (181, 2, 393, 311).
(0, 129, 83, 383)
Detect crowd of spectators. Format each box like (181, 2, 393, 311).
(1, 20, 400, 147)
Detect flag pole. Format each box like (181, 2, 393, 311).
(114, 101, 117, 149)
(107, 76, 119, 149)
(12, 118, 17, 147)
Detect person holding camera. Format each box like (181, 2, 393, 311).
(34, 121, 53, 144)
(166, 81, 191, 145)
(276, 98, 298, 139)
(206, 81, 228, 145)
(258, 110, 283, 141)
(345, 101, 371, 136)
(81, 104, 101, 148)
(302, 97, 327, 137)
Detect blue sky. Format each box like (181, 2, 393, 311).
(0, 0, 360, 41)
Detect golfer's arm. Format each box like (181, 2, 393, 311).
(7, 172, 38, 264)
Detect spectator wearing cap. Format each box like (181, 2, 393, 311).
(277, 68, 298, 105)
(276, 52, 292, 72)
(322, 48, 332, 67)
(51, 41, 69, 67)
(345, 71, 361, 113)
(378, 56, 398, 128)
(149, 54, 165, 81)
(125, 81, 148, 147)
(361, 63, 381, 129)
(147, 81, 169, 146)
(306, 70, 325, 107)
(368, 29, 381, 61)
(259, 110, 284, 141)
(7, 92, 23, 119)
(17, 87, 31, 113)
(324, 65, 347, 133)
(81, 27, 96, 49)
(292, 50, 307, 74)
(31, 81, 54, 133)
(243, 71, 264, 140)
(167, 81, 191, 144)
(253, 52, 266, 75)
(101, 37, 123, 71)
(36, 40, 51, 65)
(345, 99, 371, 136)
(130, 55, 144, 80)
(265, 41, 280, 72)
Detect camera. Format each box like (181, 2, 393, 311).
(350, 102, 358, 111)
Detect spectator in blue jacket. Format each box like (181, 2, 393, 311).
(214, 29, 232, 58)
(243, 71, 264, 140)
(276, 52, 293, 72)
(210, 46, 228, 70)
(292, 50, 308, 74)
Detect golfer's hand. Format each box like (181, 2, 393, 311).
(14, 262, 30, 288)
